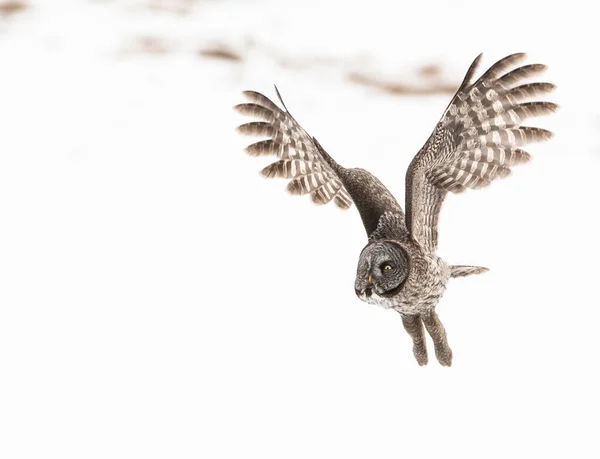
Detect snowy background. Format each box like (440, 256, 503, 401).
(1, 0, 599, 458)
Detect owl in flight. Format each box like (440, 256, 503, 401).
(235, 53, 556, 366)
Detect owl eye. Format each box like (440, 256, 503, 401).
(383, 264, 393, 271)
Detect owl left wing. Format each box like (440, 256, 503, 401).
(235, 88, 406, 237)
(235, 88, 352, 209)
(405, 53, 557, 254)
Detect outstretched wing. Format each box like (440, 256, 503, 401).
(405, 53, 557, 253)
(235, 88, 406, 238)
(235, 88, 352, 209)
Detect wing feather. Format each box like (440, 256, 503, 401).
(406, 53, 557, 253)
(235, 89, 352, 209)
(235, 88, 405, 234)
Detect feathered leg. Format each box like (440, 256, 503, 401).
(422, 311, 453, 367)
(401, 314, 428, 366)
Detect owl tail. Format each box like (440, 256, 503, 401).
(450, 265, 489, 278)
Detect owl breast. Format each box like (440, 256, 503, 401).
(394, 254, 450, 315)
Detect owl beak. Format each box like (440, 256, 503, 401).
(355, 274, 374, 299)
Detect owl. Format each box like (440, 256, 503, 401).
(234, 53, 556, 366)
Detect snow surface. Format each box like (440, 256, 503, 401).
(0, 1, 599, 458)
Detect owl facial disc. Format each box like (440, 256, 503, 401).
(354, 241, 409, 305)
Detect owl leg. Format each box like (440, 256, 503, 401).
(421, 311, 452, 367)
(400, 314, 428, 366)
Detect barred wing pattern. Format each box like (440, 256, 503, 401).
(235, 89, 352, 209)
(406, 53, 557, 253)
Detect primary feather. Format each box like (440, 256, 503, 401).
(406, 53, 557, 253)
(235, 89, 353, 209)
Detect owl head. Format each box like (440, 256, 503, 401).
(354, 241, 409, 304)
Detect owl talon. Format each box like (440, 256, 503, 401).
(413, 342, 428, 366)
(435, 345, 453, 367)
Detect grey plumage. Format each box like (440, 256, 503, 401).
(235, 53, 556, 366)
(235, 90, 353, 208)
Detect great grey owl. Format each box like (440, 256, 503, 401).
(234, 53, 556, 366)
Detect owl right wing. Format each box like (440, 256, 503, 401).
(405, 53, 557, 254)
(235, 88, 406, 238)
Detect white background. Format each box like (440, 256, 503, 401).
(1, 0, 599, 458)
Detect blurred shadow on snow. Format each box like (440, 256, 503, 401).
(0, 0, 27, 18)
(348, 64, 457, 96)
(120, 36, 172, 56)
(194, 39, 457, 97)
(199, 45, 242, 62)
(108, 0, 461, 97)
(145, 0, 197, 15)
